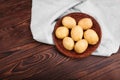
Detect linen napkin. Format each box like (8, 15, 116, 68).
(30, 0, 120, 56)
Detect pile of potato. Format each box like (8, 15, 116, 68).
(55, 16, 99, 54)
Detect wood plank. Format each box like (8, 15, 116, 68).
(0, 49, 119, 80)
(0, 0, 32, 52)
(0, 20, 34, 52)
(0, 48, 104, 79)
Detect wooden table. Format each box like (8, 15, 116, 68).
(0, 0, 120, 80)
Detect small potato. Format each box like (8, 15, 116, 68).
(63, 37, 74, 50)
(78, 18, 93, 30)
(84, 29, 99, 45)
(62, 16, 76, 29)
(55, 26, 69, 39)
(71, 26, 83, 41)
(74, 39, 88, 53)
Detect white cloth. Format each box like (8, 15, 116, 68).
(30, 0, 120, 56)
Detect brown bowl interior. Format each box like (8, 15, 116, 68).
(53, 12, 102, 58)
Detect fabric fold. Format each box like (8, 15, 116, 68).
(31, 0, 83, 44)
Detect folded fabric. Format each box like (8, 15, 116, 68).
(91, 0, 120, 43)
(30, 0, 120, 56)
(31, 0, 82, 44)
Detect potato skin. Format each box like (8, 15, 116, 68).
(84, 29, 99, 45)
(55, 15, 100, 54)
(62, 16, 76, 29)
(63, 37, 74, 50)
(71, 26, 83, 41)
(55, 26, 69, 39)
(78, 18, 93, 30)
(74, 39, 88, 53)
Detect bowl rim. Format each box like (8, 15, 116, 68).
(53, 12, 102, 58)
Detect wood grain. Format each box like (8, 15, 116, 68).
(0, 0, 120, 80)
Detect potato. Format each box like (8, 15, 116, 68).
(55, 26, 69, 39)
(63, 37, 74, 50)
(74, 39, 88, 53)
(84, 29, 99, 45)
(71, 26, 83, 41)
(62, 16, 76, 29)
(78, 18, 93, 30)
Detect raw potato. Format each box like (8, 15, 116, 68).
(62, 16, 76, 29)
(55, 26, 69, 39)
(63, 37, 74, 50)
(78, 18, 93, 30)
(55, 14, 99, 55)
(71, 26, 83, 41)
(74, 39, 88, 53)
(84, 29, 99, 45)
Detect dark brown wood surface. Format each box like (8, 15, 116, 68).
(0, 0, 120, 80)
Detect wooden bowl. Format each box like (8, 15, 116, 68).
(53, 12, 102, 58)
